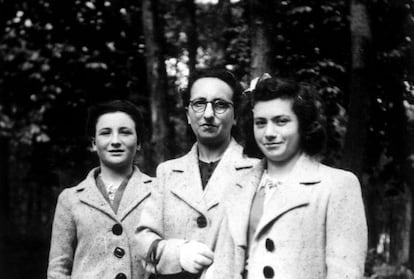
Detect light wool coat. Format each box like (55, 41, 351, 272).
(48, 167, 154, 279)
(204, 155, 367, 279)
(135, 139, 259, 274)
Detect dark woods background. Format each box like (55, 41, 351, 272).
(0, 0, 414, 278)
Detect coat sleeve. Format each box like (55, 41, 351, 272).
(47, 189, 76, 279)
(135, 164, 186, 275)
(326, 171, 367, 279)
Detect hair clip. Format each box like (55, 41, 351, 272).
(243, 73, 272, 95)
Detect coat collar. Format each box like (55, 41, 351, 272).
(225, 154, 321, 246)
(76, 166, 153, 222)
(169, 138, 257, 215)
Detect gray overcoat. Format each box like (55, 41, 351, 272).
(204, 155, 367, 279)
(135, 139, 259, 274)
(48, 166, 154, 279)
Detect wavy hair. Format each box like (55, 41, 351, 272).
(241, 76, 326, 158)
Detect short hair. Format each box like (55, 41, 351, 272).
(86, 100, 145, 145)
(241, 76, 326, 158)
(181, 69, 244, 117)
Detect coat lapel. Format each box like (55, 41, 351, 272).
(78, 169, 118, 221)
(117, 167, 153, 221)
(170, 143, 207, 215)
(253, 155, 321, 241)
(204, 139, 257, 211)
(225, 161, 265, 248)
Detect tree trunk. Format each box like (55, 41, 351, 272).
(0, 138, 9, 276)
(208, 0, 231, 68)
(341, 0, 373, 176)
(185, 0, 197, 76)
(249, 0, 274, 77)
(341, 0, 374, 254)
(142, 0, 170, 168)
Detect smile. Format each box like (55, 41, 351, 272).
(108, 150, 124, 154)
(264, 142, 282, 147)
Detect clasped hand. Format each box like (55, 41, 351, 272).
(179, 241, 214, 274)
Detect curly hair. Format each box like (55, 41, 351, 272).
(86, 99, 145, 145)
(241, 76, 326, 158)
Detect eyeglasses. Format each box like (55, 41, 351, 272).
(189, 99, 234, 114)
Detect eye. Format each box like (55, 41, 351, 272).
(120, 128, 134, 135)
(98, 129, 111, 135)
(192, 100, 207, 108)
(275, 117, 290, 126)
(214, 100, 229, 109)
(254, 119, 267, 127)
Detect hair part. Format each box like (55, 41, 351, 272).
(241, 77, 326, 158)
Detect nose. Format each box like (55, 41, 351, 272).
(203, 102, 215, 119)
(110, 133, 121, 147)
(264, 123, 277, 140)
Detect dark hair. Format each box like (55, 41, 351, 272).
(242, 76, 326, 158)
(181, 69, 244, 117)
(86, 100, 145, 145)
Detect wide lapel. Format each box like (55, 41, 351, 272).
(203, 139, 257, 210)
(78, 168, 118, 221)
(170, 143, 207, 215)
(253, 155, 321, 240)
(225, 161, 265, 248)
(117, 167, 153, 221)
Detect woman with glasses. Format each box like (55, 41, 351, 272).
(135, 69, 258, 279)
(48, 100, 154, 279)
(203, 76, 367, 279)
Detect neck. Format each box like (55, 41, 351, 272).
(99, 164, 133, 184)
(198, 137, 231, 162)
(266, 151, 303, 181)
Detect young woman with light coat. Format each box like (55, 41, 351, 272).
(48, 100, 154, 279)
(204, 76, 367, 279)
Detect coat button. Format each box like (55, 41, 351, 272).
(263, 266, 274, 278)
(265, 238, 275, 252)
(112, 224, 123, 235)
(196, 216, 207, 228)
(115, 273, 126, 279)
(114, 247, 125, 258)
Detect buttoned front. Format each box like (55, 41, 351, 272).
(48, 167, 154, 279)
(136, 139, 259, 275)
(204, 155, 368, 279)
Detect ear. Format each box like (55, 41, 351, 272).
(91, 137, 97, 151)
(185, 108, 191, 125)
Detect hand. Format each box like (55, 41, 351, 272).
(179, 241, 214, 274)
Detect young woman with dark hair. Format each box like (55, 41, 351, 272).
(204, 75, 367, 279)
(48, 100, 154, 279)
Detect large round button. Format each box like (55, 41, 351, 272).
(265, 238, 275, 252)
(196, 216, 207, 228)
(263, 266, 274, 278)
(112, 224, 123, 235)
(114, 247, 125, 258)
(115, 273, 126, 279)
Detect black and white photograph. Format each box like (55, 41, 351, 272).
(0, 0, 414, 278)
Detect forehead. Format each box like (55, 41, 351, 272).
(96, 111, 135, 128)
(190, 77, 234, 101)
(253, 98, 295, 117)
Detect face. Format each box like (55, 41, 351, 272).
(186, 77, 235, 146)
(92, 112, 138, 170)
(253, 98, 302, 165)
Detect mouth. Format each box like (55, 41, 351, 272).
(108, 150, 124, 155)
(201, 123, 217, 128)
(263, 142, 283, 147)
